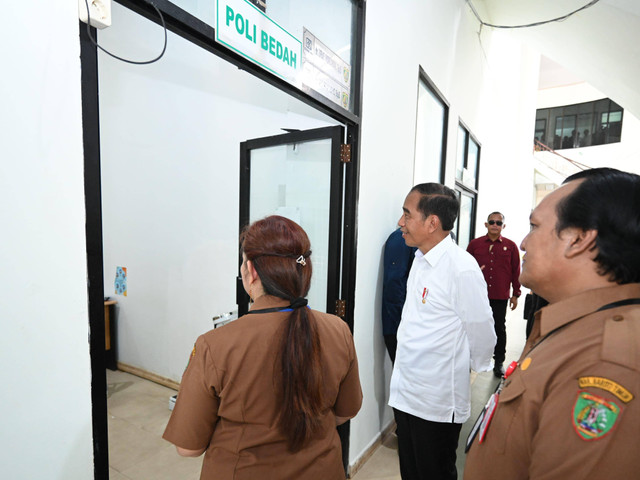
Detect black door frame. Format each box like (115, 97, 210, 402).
(80, 22, 109, 480)
(81, 2, 364, 478)
(237, 126, 345, 316)
(238, 125, 353, 471)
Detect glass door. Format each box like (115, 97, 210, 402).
(238, 125, 345, 315)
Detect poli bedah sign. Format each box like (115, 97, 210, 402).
(216, 0, 301, 85)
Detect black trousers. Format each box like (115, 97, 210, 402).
(490, 299, 508, 365)
(394, 409, 462, 480)
(384, 334, 397, 363)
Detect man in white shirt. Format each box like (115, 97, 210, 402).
(389, 183, 496, 480)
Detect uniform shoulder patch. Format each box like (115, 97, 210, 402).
(573, 391, 621, 441)
(578, 376, 633, 403)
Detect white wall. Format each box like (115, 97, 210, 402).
(0, 2, 94, 478)
(484, 0, 640, 119)
(472, 31, 540, 245)
(98, 3, 335, 382)
(350, 0, 539, 464)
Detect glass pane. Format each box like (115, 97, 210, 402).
(553, 114, 563, 149)
(456, 126, 466, 182)
(577, 113, 593, 147)
(560, 115, 576, 149)
(414, 81, 445, 183)
(578, 101, 594, 114)
(464, 138, 479, 188)
(535, 109, 548, 144)
(592, 100, 608, 145)
(171, 0, 215, 23)
(563, 105, 578, 116)
(249, 138, 331, 310)
(593, 111, 609, 145)
(452, 189, 461, 239)
(457, 193, 474, 250)
(607, 110, 623, 142)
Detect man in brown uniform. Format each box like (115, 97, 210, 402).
(464, 167, 640, 479)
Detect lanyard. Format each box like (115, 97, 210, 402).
(524, 297, 640, 358)
(245, 306, 294, 314)
(245, 305, 311, 315)
(596, 297, 640, 312)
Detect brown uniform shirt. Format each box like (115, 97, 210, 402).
(465, 284, 640, 479)
(163, 295, 362, 480)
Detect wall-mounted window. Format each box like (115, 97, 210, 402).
(454, 124, 480, 249)
(413, 67, 448, 183)
(534, 98, 623, 150)
(455, 125, 479, 189)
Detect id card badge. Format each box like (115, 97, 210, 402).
(465, 392, 498, 452)
(478, 393, 499, 443)
(465, 361, 518, 452)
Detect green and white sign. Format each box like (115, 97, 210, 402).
(216, 0, 301, 84)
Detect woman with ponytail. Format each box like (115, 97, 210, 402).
(164, 215, 362, 479)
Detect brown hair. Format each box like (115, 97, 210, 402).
(240, 215, 323, 451)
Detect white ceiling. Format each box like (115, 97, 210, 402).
(537, 56, 584, 90)
(477, 0, 640, 117)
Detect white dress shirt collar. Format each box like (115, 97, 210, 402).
(417, 233, 454, 267)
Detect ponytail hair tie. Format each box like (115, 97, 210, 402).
(289, 297, 308, 309)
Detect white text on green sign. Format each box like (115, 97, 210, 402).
(216, 0, 302, 83)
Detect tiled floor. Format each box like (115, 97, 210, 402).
(107, 370, 202, 479)
(107, 303, 527, 479)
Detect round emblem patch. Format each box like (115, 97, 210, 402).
(573, 391, 621, 441)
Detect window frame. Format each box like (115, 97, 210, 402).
(414, 65, 449, 184)
(535, 98, 624, 150)
(454, 121, 481, 248)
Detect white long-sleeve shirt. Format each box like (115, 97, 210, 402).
(389, 235, 496, 423)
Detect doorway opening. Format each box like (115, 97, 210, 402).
(83, 2, 360, 477)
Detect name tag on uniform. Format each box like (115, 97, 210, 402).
(478, 393, 498, 443)
(465, 361, 518, 452)
(465, 392, 497, 452)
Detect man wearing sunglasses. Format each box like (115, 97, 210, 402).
(467, 212, 521, 377)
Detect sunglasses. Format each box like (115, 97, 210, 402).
(488, 220, 503, 226)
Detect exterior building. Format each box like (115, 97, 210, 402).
(531, 58, 640, 206)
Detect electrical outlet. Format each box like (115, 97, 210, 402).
(79, 0, 112, 29)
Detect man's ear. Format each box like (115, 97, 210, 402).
(426, 214, 440, 233)
(564, 228, 598, 258)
